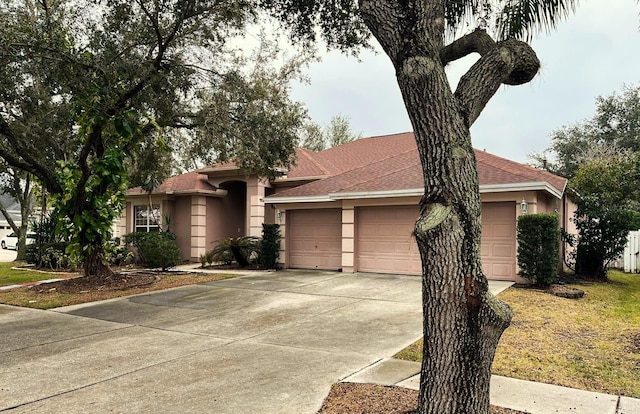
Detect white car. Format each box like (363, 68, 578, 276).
(0, 232, 36, 250)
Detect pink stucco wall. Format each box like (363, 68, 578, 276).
(172, 197, 192, 260)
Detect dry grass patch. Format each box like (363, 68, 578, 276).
(0, 272, 237, 309)
(394, 271, 640, 398)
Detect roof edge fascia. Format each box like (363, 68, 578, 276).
(265, 181, 564, 204)
(479, 182, 563, 199)
(263, 195, 333, 204)
(331, 188, 423, 200)
(126, 189, 228, 198)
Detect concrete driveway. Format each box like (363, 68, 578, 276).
(0, 248, 17, 262)
(1, 270, 424, 413)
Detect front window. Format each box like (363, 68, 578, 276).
(134, 205, 160, 232)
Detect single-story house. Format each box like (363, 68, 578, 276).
(119, 132, 574, 282)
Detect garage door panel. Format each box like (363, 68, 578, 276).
(481, 202, 516, 281)
(492, 244, 514, 258)
(490, 263, 513, 279)
(357, 206, 421, 275)
(289, 209, 342, 270)
(493, 224, 514, 238)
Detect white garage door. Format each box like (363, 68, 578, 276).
(357, 206, 421, 275)
(288, 209, 342, 270)
(481, 202, 516, 281)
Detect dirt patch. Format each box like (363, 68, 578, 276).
(317, 382, 528, 414)
(627, 332, 640, 354)
(29, 272, 158, 293)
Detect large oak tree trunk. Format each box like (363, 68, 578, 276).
(359, 1, 540, 412)
(82, 233, 114, 277)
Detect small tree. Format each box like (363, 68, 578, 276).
(260, 223, 281, 270)
(569, 153, 640, 279)
(517, 214, 560, 286)
(570, 199, 639, 279)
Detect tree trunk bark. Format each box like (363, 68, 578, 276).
(80, 231, 114, 277)
(83, 249, 114, 277)
(15, 223, 28, 261)
(403, 70, 512, 414)
(357, 1, 540, 412)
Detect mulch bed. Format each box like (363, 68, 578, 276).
(318, 383, 528, 414)
(29, 272, 158, 293)
(547, 284, 585, 299)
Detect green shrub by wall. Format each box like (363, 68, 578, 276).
(124, 232, 181, 270)
(260, 224, 281, 269)
(517, 213, 560, 286)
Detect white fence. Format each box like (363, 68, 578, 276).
(610, 230, 640, 273)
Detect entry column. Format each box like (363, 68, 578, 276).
(191, 196, 207, 260)
(342, 206, 355, 273)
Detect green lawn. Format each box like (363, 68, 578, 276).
(0, 262, 65, 286)
(394, 270, 640, 398)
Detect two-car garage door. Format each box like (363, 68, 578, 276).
(356, 203, 516, 280)
(287, 203, 516, 280)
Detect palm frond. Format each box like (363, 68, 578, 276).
(496, 0, 578, 41)
(444, 0, 483, 38)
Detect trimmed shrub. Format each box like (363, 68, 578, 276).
(124, 232, 181, 270)
(517, 213, 560, 287)
(260, 224, 281, 269)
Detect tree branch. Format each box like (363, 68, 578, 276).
(0, 118, 61, 192)
(439, 29, 496, 65)
(358, 0, 405, 63)
(454, 38, 540, 127)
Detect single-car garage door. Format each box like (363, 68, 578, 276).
(481, 202, 516, 281)
(357, 206, 421, 275)
(288, 209, 342, 270)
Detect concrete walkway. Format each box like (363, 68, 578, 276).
(343, 358, 640, 414)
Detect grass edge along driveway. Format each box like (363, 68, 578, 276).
(394, 270, 640, 398)
(0, 262, 66, 285)
(0, 262, 237, 309)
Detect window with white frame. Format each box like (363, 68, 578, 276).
(134, 205, 160, 232)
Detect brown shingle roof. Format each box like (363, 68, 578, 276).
(127, 171, 217, 195)
(268, 132, 567, 199)
(131, 132, 567, 199)
(286, 147, 331, 178)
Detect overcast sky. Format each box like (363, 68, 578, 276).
(289, 2, 640, 164)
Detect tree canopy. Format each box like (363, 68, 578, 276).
(0, 0, 357, 275)
(300, 114, 362, 151)
(531, 84, 640, 179)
